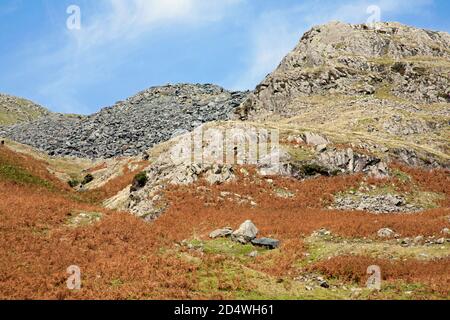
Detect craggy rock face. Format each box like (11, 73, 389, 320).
(1, 84, 248, 158)
(103, 124, 392, 219)
(236, 21, 450, 120)
(103, 130, 239, 219)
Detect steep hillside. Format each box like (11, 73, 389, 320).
(1, 142, 448, 299)
(233, 22, 449, 168)
(98, 23, 449, 299)
(236, 21, 450, 120)
(0, 84, 247, 158)
(0, 94, 51, 125)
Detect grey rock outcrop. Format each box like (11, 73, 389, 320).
(303, 132, 329, 146)
(209, 227, 233, 239)
(103, 129, 240, 219)
(251, 238, 280, 249)
(335, 193, 421, 214)
(317, 148, 389, 178)
(377, 228, 395, 238)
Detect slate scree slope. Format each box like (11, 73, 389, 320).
(0, 84, 247, 158)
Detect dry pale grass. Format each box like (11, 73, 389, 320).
(392, 163, 450, 201)
(86, 162, 108, 173)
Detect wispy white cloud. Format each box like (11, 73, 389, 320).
(70, 0, 242, 51)
(10, 0, 437, 113)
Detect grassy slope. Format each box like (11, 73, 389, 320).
(0, 96, 50, 125)
(244, 54, 450, 165)
(0, 142, 449, 299)
(273, 96, 450, 163)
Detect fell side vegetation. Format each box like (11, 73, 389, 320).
(0, 146, 448, 299)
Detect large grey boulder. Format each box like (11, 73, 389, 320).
(335, 193, 421, 214)
(231, 220, 259, 244)
(303, 132, 329, 146)
(317, 148, 389, 178)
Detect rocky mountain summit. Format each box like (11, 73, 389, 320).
(0, 84, 247, 158)
(0, 94, 51, 125)
(233, 21, 449, 169)
(236, 21, 450, 120)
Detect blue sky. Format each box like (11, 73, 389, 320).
(0, 0, 449, 114)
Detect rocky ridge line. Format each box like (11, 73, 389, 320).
(0, 84, 248, 158)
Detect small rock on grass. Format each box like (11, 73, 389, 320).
(377, 228, 395, 238)
(248, 251, 259, 258)
(209, 227, 233, 239)
(311, 228, 332, 237)
(251, 238, 280, 250)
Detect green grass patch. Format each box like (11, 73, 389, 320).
(0, 158, 53, 189)
(0, 103, 48, 125)
(406, 191, 445, 209)
(286, 146, 315, 162)
(203, 238, 259, 257)
(66, 211, 103, 228)
(195, 258, 357, 300)
(392, 169, 412, 183)
(273, 187, 295, 199)
(110, 279, 124, 287)
(186, 238, 266, 258)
